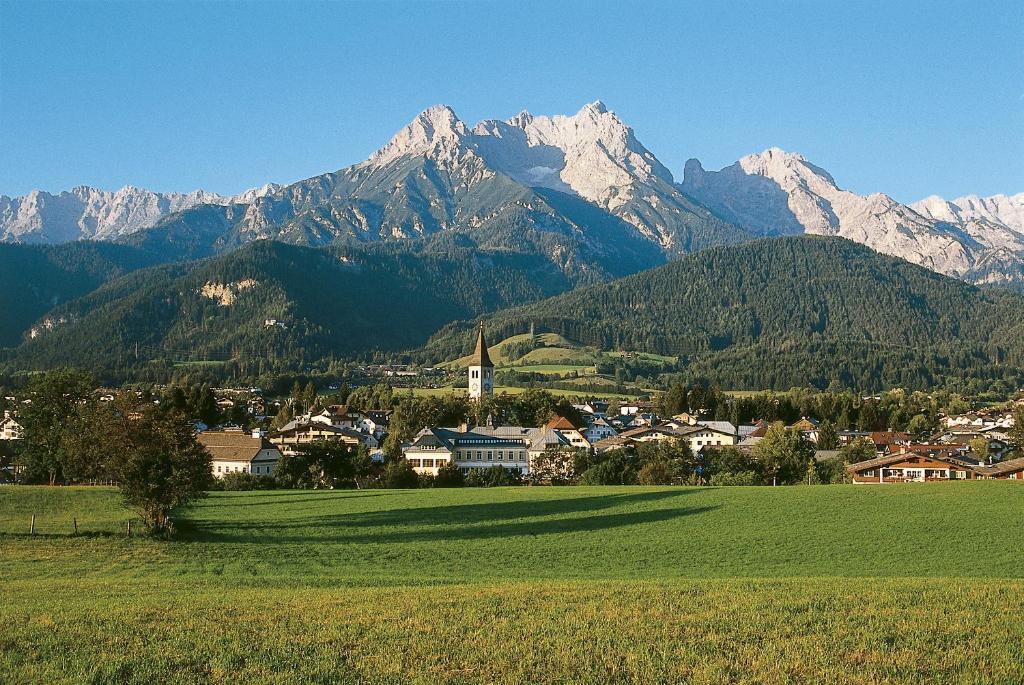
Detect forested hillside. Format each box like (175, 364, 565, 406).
(1, 237, 603, 381)
(423, 236, 1024, 391)
(0, 242, 162, 347)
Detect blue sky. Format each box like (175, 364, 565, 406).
(1, 0, 1020, 203)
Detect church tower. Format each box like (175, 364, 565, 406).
(468, 323, 494, 401)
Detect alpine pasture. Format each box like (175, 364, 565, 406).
(2, 483, 1023, 684)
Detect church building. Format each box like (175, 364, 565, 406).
(468, 324, 494, 400)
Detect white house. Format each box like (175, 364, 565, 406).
(593, 423, 736, 454)
(545, 415, 591, 450)
(197, 429, 282, 478)
(583, 416, 618, 444)
(315, 407, 391, 438)
(679, 424, 737, 452)
(944, 413, 1015, 430)
(402, 425, 577, 477)
(0, 411, 23, 441)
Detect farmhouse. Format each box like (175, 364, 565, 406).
(198, 429, 282, 477)
(593, 425, 678, 452)
(679, 424, 737, 451)
(846, 451, 978, 483)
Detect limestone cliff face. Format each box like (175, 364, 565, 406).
(682, 148, 1024, 287)
(0, 183, 281, 244)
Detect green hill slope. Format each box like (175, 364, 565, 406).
(1, 238, 603, 379)
(424, 235, 1024, 390)
(0, 242, 162, 347)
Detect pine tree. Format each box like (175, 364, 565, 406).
(816, 420, 839, 449)
(271, 403, 294, 430)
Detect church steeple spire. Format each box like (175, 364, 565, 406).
(468, 323, 494, 400)
(473, 323, 493, 368)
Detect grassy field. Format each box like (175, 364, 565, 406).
(406, 385, 645, 400)
(442, 332, 581, 368)
(3, 484, 1023, 683)
(500, 363, 597, 375)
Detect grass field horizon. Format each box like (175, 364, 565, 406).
(4, 483, 1023, 683)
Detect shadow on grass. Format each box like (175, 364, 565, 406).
(180, 490, 716, 544)
(194, 490, 397, 509)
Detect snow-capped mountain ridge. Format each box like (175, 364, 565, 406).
(361, 100, 674, 214)
(911, 192, 1024, 234)
(0, 183, 282, 244)
(3, 101, 1020, 288)
(681, 147, 1024, 286)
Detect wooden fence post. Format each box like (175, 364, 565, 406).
(73, 517, 78, 535)
(30, 514, 35, 535)
(127, 519, 131, 537)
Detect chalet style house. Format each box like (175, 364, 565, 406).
(582, 416, 617, 444)
(975, 457, 1024, 480)
(197, 429, 282, 478)
(846, 452, 978, 483)
(847, 451, 1024, 483)
(593, 422, 737, 454)
(269, 420, 376, 456)
(544, 415, 591, 450)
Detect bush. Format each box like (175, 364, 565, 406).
(708, 470, 762, 486)
(221, 472, 275, 491)
(434, 461, 465, 487)
(465, 465, 522, 487)
(384, 459, 419, 489)
(637, 460, 674, 485)
(580, 460, 630, 485)
(814, 457, 851, 485)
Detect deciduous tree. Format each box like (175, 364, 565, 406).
(15, 369, 95, 485)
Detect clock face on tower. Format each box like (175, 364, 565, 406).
(470, 382, 479, 393)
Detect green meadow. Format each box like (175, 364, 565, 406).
(2, 483, 1023, 683)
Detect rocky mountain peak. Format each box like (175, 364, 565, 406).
(911, 192, 1024, 233)
(367, 105, 471, 167)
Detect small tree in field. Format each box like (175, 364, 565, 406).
(70, 395, 211, 535)
(968, 438, 990, 463)
(527, 447, 577, 485)
(114, 407, 211, 534)
(637, 460, 674, 485)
